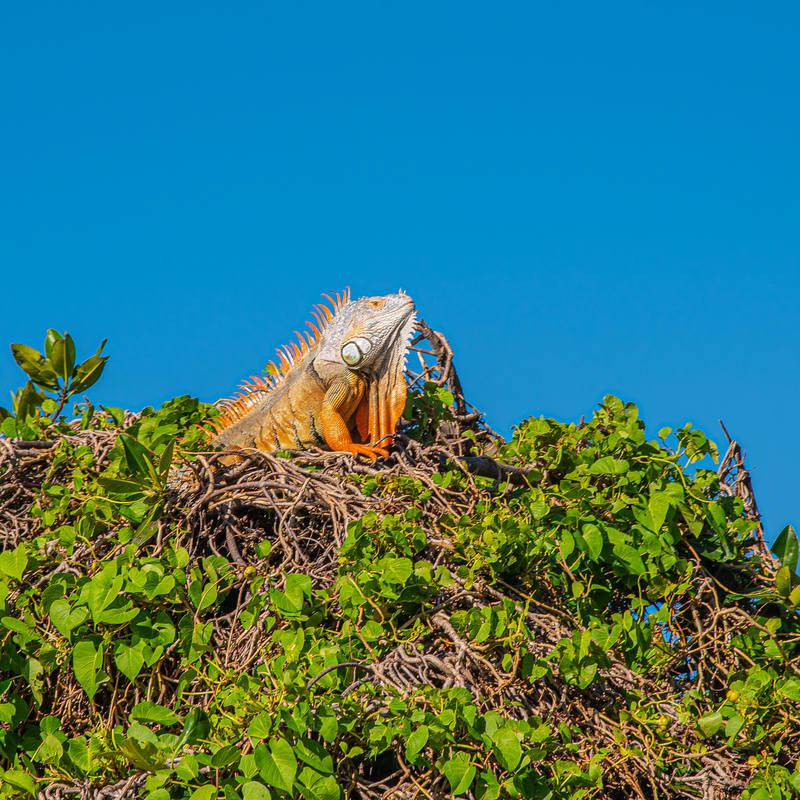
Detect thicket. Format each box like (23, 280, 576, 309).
(0, 327, 799, 800)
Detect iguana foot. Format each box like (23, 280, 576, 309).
(345, 443, 390, 461)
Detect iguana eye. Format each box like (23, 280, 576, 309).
(341, 342, 362, 366)
(342, 338, 373, 366)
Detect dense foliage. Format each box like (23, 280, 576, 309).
(0, 330, 798, 799)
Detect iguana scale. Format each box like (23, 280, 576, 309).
(205, 290, 416, 461)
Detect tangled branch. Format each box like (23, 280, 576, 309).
(0, 321, 792, 800)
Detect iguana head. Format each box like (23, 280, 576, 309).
(315, 291, 416, 448)
(316, 291, 417, 374)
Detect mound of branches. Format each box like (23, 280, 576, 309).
(0, 321, 799, 800)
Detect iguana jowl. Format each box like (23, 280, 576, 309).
(206, 290, 416, 460)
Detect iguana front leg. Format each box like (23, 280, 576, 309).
(319, 373, 389, 461)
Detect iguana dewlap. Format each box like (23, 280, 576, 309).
(206, 290, 416, 461)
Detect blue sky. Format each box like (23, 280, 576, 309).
(1, 3, 798, 537)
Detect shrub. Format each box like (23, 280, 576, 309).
(0, 329, 798, 799)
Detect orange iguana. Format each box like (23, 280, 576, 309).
(205, 290, 416, 461)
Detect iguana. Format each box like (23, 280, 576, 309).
(205, 290, 417, 461)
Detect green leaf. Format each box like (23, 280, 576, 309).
(258, 738, 297, 793)
(120, 434, 154, 479)
(590, 457, 629, 475)
(44, 329, 63, 359)
(405, 725, 429, 761)
(23, 658, 44, 705)
(50, 334, 76, 386)
(115, 641, 145, 682)
(41, 582, 65, 614)
(70, 356, 108, 394)
(248, 712, 273, 740)
(725, 714, 745, 741)
(87, 574, 125, 624)
(131, 700, 180, 726)
(39, 715, 60, 735)
(294, 738, 333, 775)
(67, 737, 91, 772)
(581, 524, 603, 561)
(158, 439, 175, 479)
(242, 782, 271, 800)
(772, 525, 799, 574)
(789, 585, 800, 607)
(189, 579, 218, 612)
(298, 771, 341, 800)
(1, 769, 37, 796)
(776, 565, 793, 598)
(120, 737, 158, 770)
(1, 414, 16, 437)
(72, 354, 109, 393)
(285, 573, 312, 606)
(380, 556, 413, 584)
(491, 727, 522, 772)
(176, 709, 211, 749)
(2, 615, 30, 635)
(613, 543, 647, 575)
(10, 343, 60, 390)
(38, 731, 64, 763)
(436, 386, 454, 406)
(49, 599, 89, 638)
(99, 405, 125, 425)
(210, 744, 241, 767)
(698, 710, 723, 738)
(316, 709, 338, 743)
(98, 477, 146, 496)
(441, 752, 476, 795)
(14, 381, 47, 420)
(72, 639, 103, 700)
(0, 544, 28, 580)
(648, 493, 671, 532)
(188, 786, 216, 800)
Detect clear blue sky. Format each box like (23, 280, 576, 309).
(1, 3, 798, 537)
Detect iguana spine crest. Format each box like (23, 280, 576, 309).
(204, 288, 352, 435)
